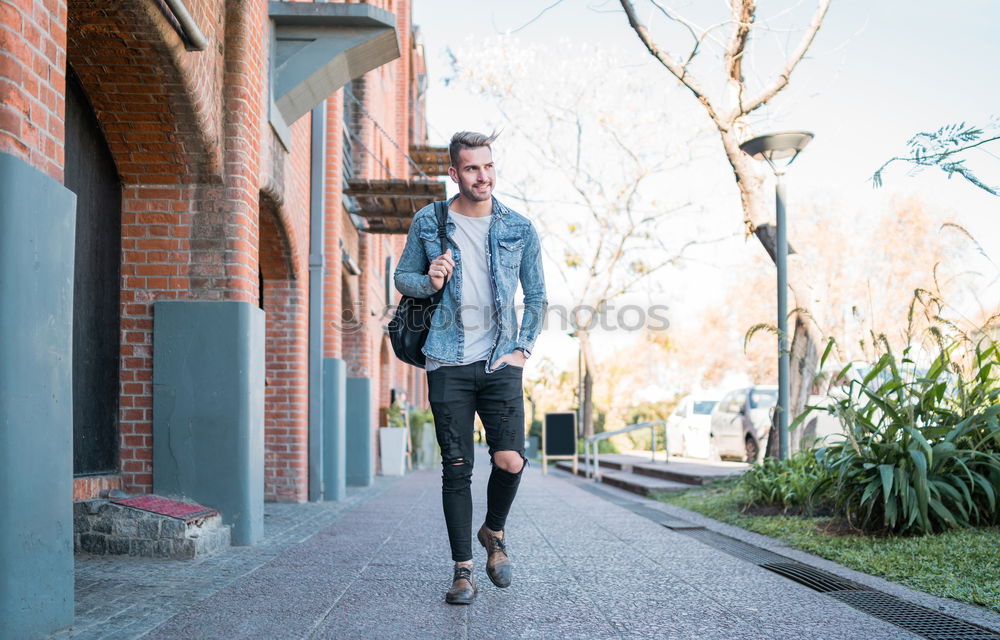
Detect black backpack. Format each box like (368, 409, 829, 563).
(388, 201, 449, 368)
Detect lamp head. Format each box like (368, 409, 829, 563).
(739, 131, 813, 175)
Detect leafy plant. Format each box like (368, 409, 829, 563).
(872, 119, 1000, 196)
(813, 334, 1000, 534)
(408, 406, 433, 431)
(386, 401, 405, 429)
(739, 451, 831, 513)
(408, 407, 438, 469)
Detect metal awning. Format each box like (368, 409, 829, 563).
(268, 2, 400, 139)
(409, 145, 450, 177)
(345, 179, 446, 234)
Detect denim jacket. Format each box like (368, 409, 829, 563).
(394, 196, 547, 372)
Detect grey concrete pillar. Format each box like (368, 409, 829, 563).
(0, 153, 77, 639)
(345, 376, 373, 486)
(322, 358, 346, 501)
(152, 301, 265, 545)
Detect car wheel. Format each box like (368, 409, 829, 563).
(744, 436, 760, 463)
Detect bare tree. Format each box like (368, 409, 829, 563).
(619, 0, 832, 456)
(652, 195, 971, 455)
(523, 356, 577, 426)
(449, 41, 725, 437)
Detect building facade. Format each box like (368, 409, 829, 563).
(0, 1, 445, 636)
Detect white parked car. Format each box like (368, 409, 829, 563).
(665, 395, 720, 459)
(709, 386, 778, 462)
(796, 394, 846, 451)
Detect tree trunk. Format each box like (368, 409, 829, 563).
(578, 330, 597, 438)
(764, 313, 820, 458)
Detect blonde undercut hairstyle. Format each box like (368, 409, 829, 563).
(449, 130, 500, 167)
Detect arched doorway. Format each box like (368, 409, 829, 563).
(64, 65, 122, 477)
(379, 334, 393, 424)
(340, 272, 364, 375)
(259, 196, 308, 502)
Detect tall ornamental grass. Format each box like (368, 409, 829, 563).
(813, 332, 1000, 534)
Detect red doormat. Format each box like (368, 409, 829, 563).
(111, 495, 219, 523)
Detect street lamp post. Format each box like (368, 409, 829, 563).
(569, 330, 583, 439)
(739, 131, 813, 461)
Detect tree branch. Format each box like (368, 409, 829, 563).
(648, 0, 731, 70)
(618, 0, 727, 128)
(739, 0, 831, 116)
(724, 0, 755, 87)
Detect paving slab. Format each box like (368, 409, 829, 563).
(48, 444, 991, 639)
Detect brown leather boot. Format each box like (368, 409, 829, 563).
(477, 524, 512, 588)
(445, 565, 477, 605)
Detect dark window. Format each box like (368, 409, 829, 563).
(65, 66, 122, 476)
(749, 389, 778, 409)
(692, 401, 717, 415)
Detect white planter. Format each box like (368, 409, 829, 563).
(378, 427, 407, 476)
(415, 422, 439, 469)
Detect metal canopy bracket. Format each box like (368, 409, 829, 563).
(409, 145, 450, 177)
(268, 2, 400, 135)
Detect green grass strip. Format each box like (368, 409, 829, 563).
(653, 483, 1000, 614)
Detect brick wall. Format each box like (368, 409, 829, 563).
(0, 0, 68, 180)
(3, 0, 431, 500)
(260, 190, 308, 503)
(118, 185, 199, 491)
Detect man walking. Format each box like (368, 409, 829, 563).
(394, 131, 547, 604)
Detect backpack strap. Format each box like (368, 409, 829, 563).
(431, 201, 450, 297)
(434, 200, 448, 254)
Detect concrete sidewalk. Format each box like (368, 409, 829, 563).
(53, 446, 981, 639)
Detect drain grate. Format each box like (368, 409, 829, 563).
(627, 505, 694, 527)
(829, 591, 1000, 640)
(680, 528, 789, 565)
(760, 562, 870, 593)
(658, 518, 705, 530)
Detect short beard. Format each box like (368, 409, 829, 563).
(459, 181, 492, 203)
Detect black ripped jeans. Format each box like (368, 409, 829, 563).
(427, 361, 527, 562)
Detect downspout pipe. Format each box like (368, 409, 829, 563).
(308, 100, 327, 501)
(163, 0, 208, 51)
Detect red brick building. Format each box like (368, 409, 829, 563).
(0, 1, 445, 636)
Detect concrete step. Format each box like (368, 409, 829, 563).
(579, 457, 629, 472)
(554, 460, 588, 477)
(73, 497, 231, 560)
(630, 460, 747, 486)
(554, 461, 692, 497)
(567, 453, 749, 486)
(598, 471, 692, 497)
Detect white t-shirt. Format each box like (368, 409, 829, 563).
(425, 209, 497, 371)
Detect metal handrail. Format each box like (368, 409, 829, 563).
(583, 420, 667, 481)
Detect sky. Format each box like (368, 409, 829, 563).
(410, 0, 1000, 384)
